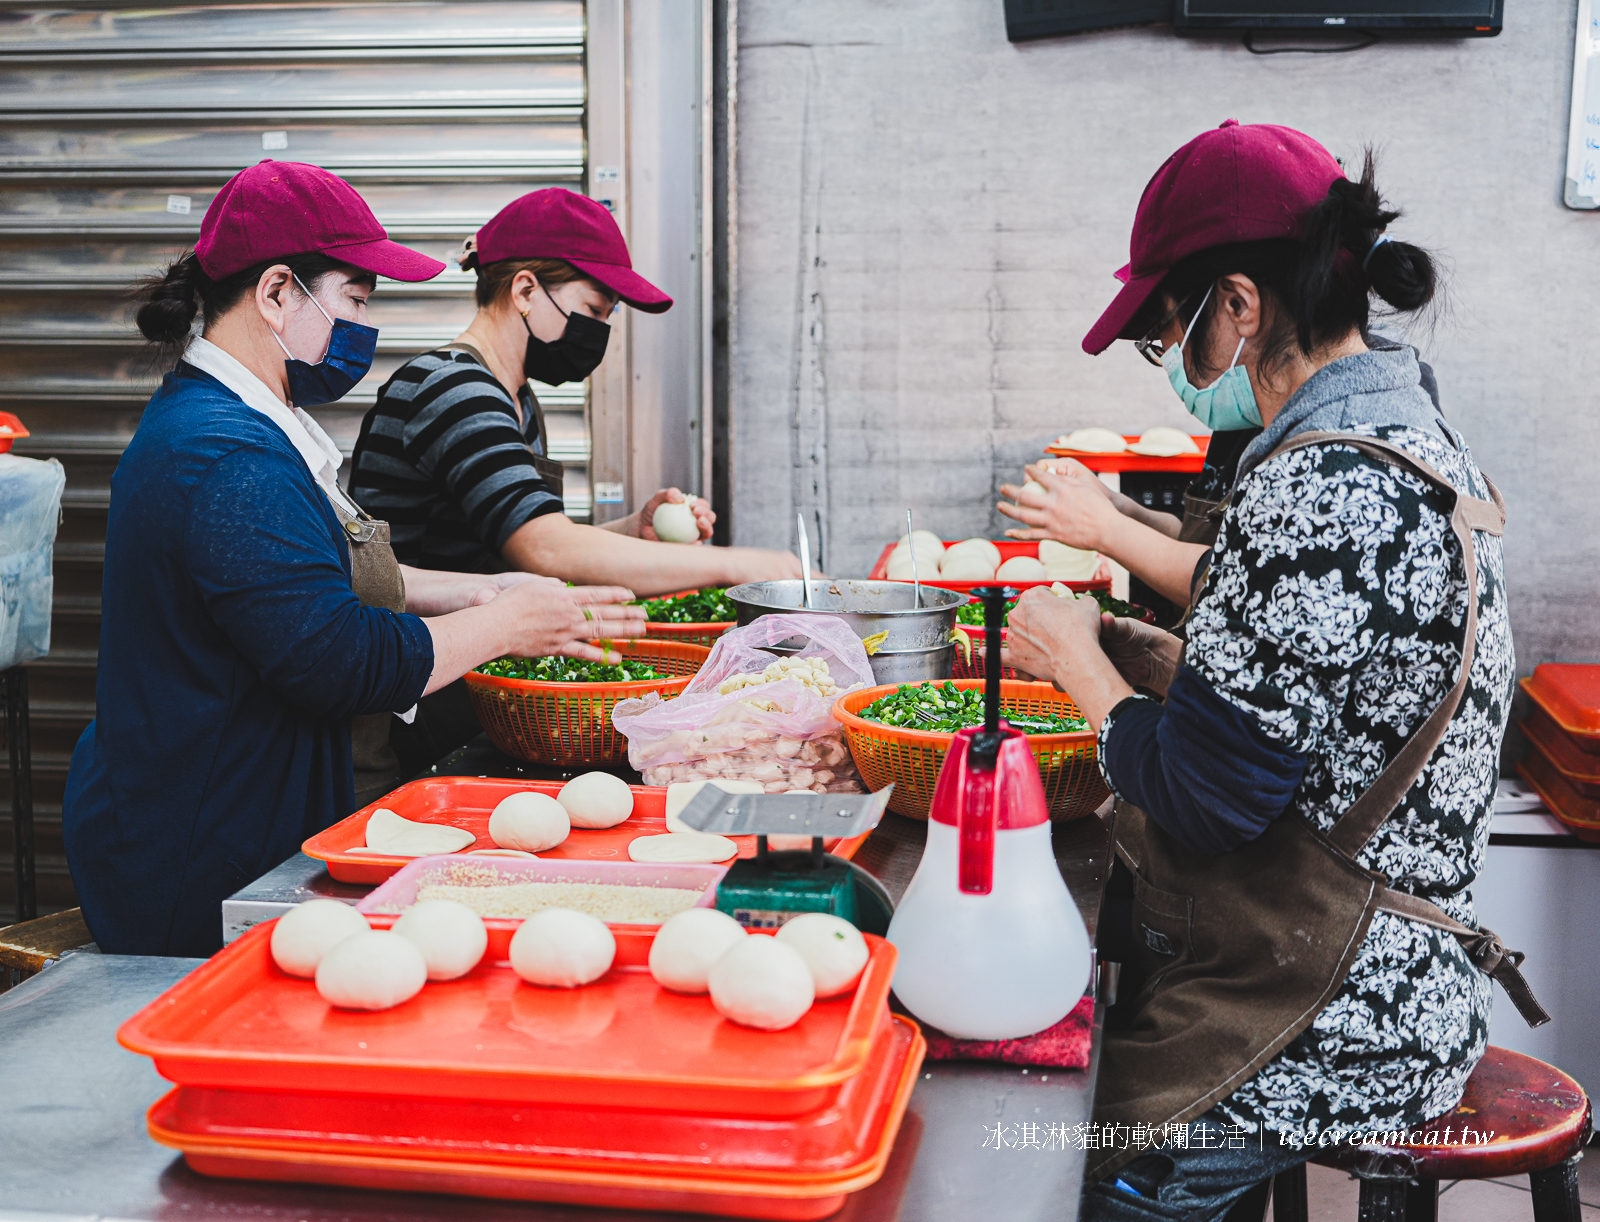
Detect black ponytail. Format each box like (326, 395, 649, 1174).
(1143, 147, 1441, 386)
(131, 250, 356, 369)
(133, 252, 205, 361)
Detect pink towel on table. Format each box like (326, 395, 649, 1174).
(920, 994, 1093, 1069)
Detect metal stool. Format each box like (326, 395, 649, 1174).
(1272, 1046, 1591, 1222)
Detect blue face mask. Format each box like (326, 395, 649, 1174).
(272, 275, 378, 407)
(1161, 285, 1263, 431)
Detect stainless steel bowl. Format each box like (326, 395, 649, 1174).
(727, 579, 967, 686)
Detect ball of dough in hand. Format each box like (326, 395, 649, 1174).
(776, 913, 870, 998)
(995, 555, 1047, 582)
(314, 930, 428, 1011)
(271, 898, 370, 978)
(557, 772, 635, 829)
(489, 791, 570, 853)
(708, 935, 816, 1031)
(391, 898, 488, 981)
(649, 907, 748, 994)
(652, 499, 700, 543)
(510, 908, 616, 987)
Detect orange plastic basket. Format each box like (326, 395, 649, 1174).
(639, 588, 736, 647)
(833, 680, 1107, 823)
(464, 639, 710, 766)
(643, 620, 736, 648)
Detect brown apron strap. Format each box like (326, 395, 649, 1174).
(1375, 887, 1551, 1027)
(1259, 432, 1504, 856)
(1257, 434, 1546, 1028)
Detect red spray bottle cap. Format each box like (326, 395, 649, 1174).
(926, 585, 1051, 894)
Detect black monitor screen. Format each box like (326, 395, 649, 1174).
(1177, 0, 1500, 27)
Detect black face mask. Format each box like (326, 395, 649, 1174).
(522, 283, 610, 385)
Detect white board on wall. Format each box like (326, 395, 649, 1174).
(1565, 0, 1600, 207)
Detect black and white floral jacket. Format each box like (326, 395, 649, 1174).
(1101, 346, 1514, 1140)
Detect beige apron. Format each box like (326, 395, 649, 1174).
(319, 485, 410, 810)
(1088, 432, 1548, 1185)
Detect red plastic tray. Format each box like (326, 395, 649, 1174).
(303, 777, 870, 884)
(1043, 433, 1209, 473)
(119, 921, 901, 1118)
(1521, 710, 1600, 791)
(151, 1022, 919, 1222)
(1516, 748, 1600, 843)
(146, 1015, 918, 1178)
(867, 538, 1112, 596)
(1520, 666, 1600, 747)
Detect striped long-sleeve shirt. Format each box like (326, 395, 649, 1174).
(349, 352, 563, 572)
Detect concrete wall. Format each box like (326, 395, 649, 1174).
(728, 0, 1598, 678)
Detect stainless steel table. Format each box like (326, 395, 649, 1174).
(8, 742, 1110, 1222)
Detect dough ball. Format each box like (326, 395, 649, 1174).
(886, 553, 935, 580)
(1059, 427, 1127, 454)
(1129, 426, 1199, 457)
(466, 848, 538, 858)
(270, 898, 370, 978)
(995, 555, 1047, 582)
(945, 538, 1002, 569)
(937, 552, 996, 582)
(558, 772, 635, 829)
(364, 808, 475, 856)
(314, 930, 428, 1011)
(708, 935, 816, 1031)
(509, 908, 616, 988)
(1038, 540, 1100, 582)
(776, 913, 870, 998)
(665, 779, 765, 834)
(628, 831, 739, 863)
(391, 898, 488, 981)
(1017, 479, 1046, 499)
(488, 791, 570, 853)
(649, 907, 748, 994)
(897, 529, 943, 552)
(652, 499, 700, 543)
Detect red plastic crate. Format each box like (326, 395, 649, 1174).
(868, 538, 1111, 596)
(1042, 433, 1209, 473)
(303, 776, 870, 885)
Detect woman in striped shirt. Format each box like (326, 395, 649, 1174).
(350, 189, 800, 591)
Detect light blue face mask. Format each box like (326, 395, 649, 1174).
(1161, 285, 1263, 431)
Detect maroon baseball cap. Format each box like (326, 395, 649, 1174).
(473, 188, 673, 313)
(1082, 120, 1345, 355)
(194, 160, 444, 283)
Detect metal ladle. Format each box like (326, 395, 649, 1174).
(796, 512, 815, 609)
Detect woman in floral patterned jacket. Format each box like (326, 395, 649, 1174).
(1003, 122, 1517, 1221)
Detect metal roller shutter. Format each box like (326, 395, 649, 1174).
(0, 0, 591, 917)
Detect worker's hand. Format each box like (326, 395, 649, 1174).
(487, 581, 646, 665)
(997, 459, 1121, 553)
(1099, 614, 1183, 697)
(465, 570, 555, 608)
(637, 488, 716, 542)
(1003, 586, 1103, 688)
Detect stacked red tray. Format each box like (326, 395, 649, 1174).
(1517, 665, 1600, 842)
(119, 920, 923, 1218)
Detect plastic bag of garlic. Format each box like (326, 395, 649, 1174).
(611, 613, 873, 793)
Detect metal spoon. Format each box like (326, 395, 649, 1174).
(796, 512, 814, 609)
(906, 509, 922, 608)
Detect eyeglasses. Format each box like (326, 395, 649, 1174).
(1133, 288, 1204, 367)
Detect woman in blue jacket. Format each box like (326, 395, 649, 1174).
(63, 161, 642, 957)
